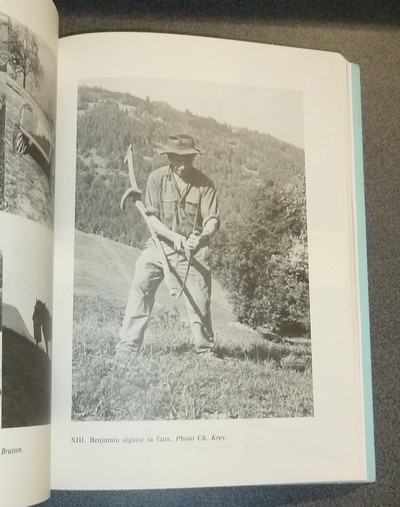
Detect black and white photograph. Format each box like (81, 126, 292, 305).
(0, 12, 56, 227)
(1, 214, 52, 428)
(0, 81, 5, 205)
(0, 14, 6, 204)
(0, 13, 6, 72)
(72, 77, 312, 422)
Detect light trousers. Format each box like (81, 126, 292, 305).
(117, 244, 214, 355)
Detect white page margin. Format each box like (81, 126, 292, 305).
(52, 33, 366, 488)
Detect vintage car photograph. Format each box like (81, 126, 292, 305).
(0, 13, 56, 228)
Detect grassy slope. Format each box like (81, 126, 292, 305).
(2, 328, 51, 428)
(74, 230, 265, 346)
(73, 231, 313, 421)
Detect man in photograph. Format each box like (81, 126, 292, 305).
(116, 134, 220, 360)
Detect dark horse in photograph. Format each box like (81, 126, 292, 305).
(32, 298, 52, 357)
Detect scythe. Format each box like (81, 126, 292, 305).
(120, 145, 179, 297)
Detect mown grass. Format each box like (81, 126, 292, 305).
(72, 293, 313, 421)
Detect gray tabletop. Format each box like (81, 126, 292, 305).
(45, 1, 400, 505)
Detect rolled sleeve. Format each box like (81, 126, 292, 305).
(145, 172, 161, 219)
(201, 184, 220, 231)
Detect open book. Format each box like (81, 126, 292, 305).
(0, 0, 375, 506)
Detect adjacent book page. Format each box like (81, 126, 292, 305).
(348, 62, 375, 480)
(0, 1, 58, 506)
(52, 32, 372, 489)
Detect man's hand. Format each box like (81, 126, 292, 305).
(186, 231, 202, 251)
(172, 233, 186, 253)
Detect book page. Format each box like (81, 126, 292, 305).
(52, 32, 370, 489)
(0, 1, 58, 506)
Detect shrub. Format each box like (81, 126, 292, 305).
(213, 177, 310, 336)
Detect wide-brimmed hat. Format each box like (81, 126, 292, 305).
(161, 134, 201, 156)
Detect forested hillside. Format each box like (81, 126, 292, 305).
(75, 86, 309, 336)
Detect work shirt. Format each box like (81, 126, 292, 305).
(145, 165, 220, 239)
